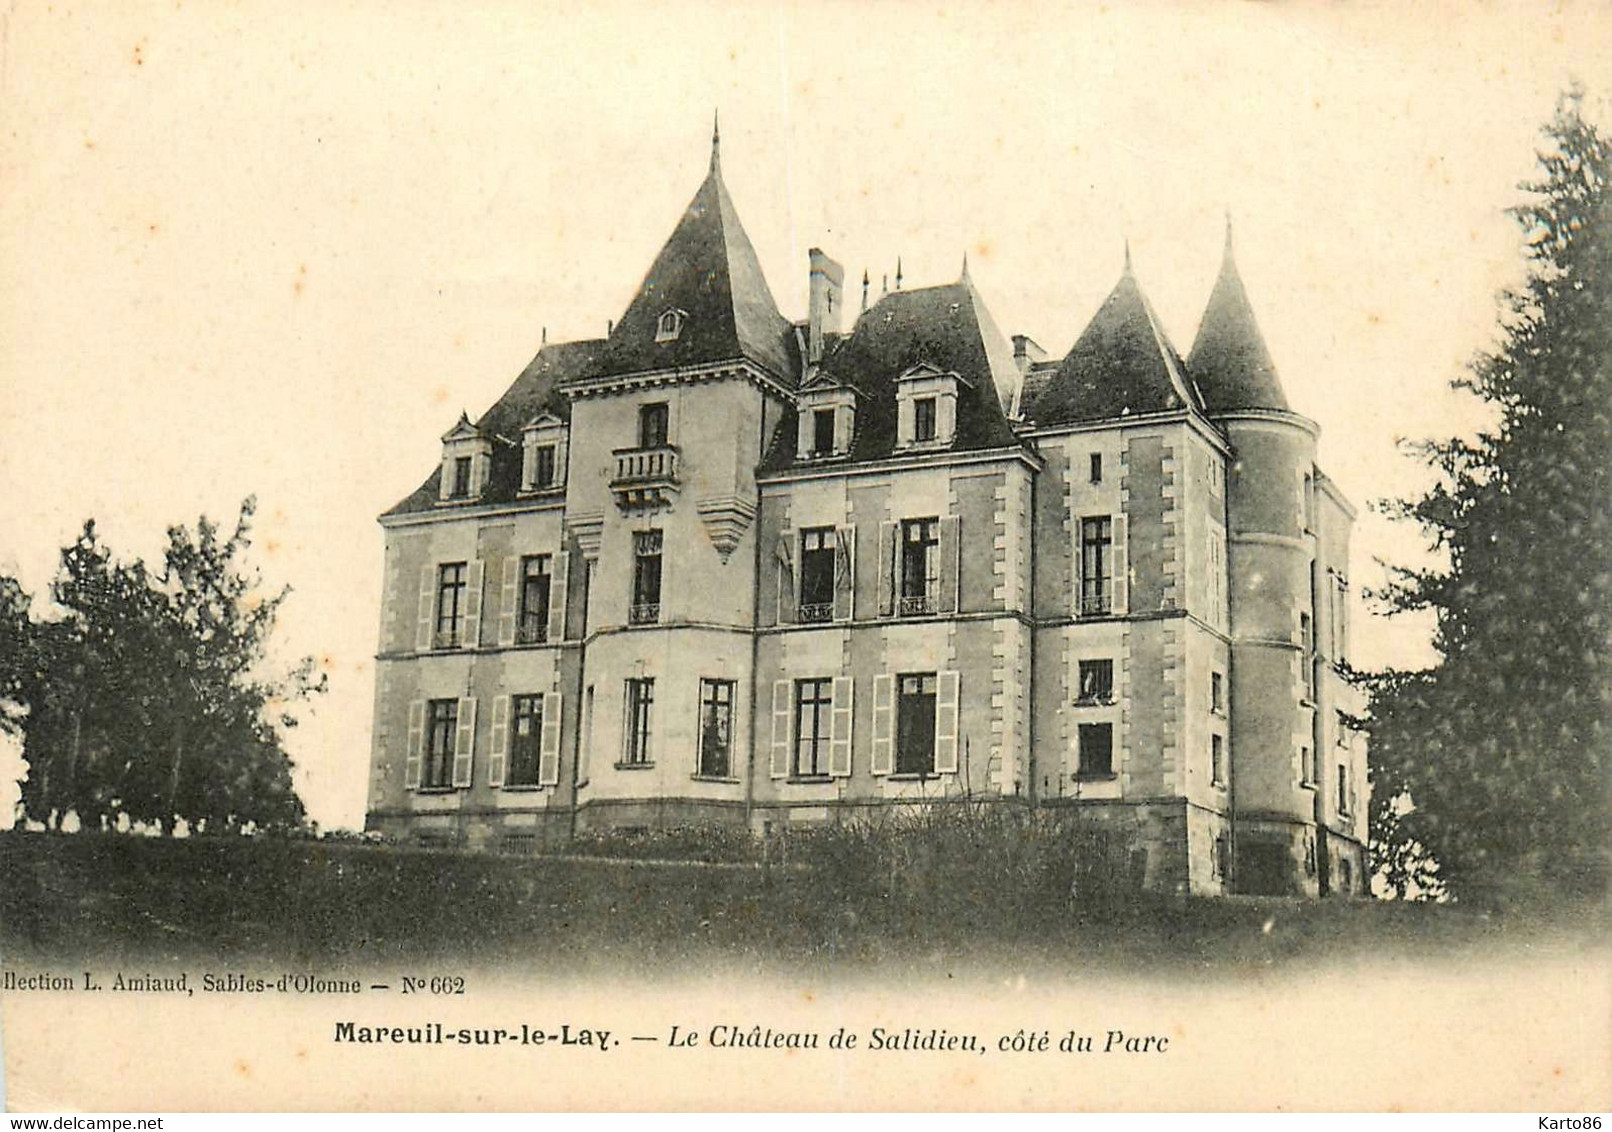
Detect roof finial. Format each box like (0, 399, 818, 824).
(960, 249, 971, 282)
(861, 268, 870, 313)
(881, 273, 888, 297)
(710, 109, 721, 173)
(1123, 237, 1133, 275)
(541, 325, 547, 345)
(1224, 209, 1235, 257)
(895, 256, 904, 291)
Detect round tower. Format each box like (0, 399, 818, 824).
(1188, 223, 1322, 895)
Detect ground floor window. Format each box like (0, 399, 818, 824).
(623, 678, 654, 766)
(424, 699, 457, 789)
(1077, 721, 1113, 779)
(896, 673, 937, 775)
(698, 678, 735, 778)
(794, 678, 833, 777)
(507, 694, 544, 786)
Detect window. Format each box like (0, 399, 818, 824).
(518, 555, 551, 644)
(1337, 763, 1351, 815)
(1335, 709, 1350, 748)
(1211, 733, 1225, 786)
(622, 678, 654, 766)
(424, 699, 458, 789)
(1076, 659, 1113, 705)
(1213, 834, 1230, 880)
(533, 444, 557, 489)
(812, 408, 836, 457)
(507, 694, 544, 787)
(913, 396, 938, 443)
(1338, 856, 1354, 893)
(1089, 452, 1103, 484)
(794, 678, 833, 778)
(896, 673, 938, 775)
(638, 402, 669, 448)
(799, 527, 836, 621)
(655, 309, 684, 343)
(697, 679, 735, 779)
(631, 530, 662, 624)
(435, 562, 468, 648)
(900, 518, 940, 616)
(451, 456, 473, 499)
(1211, 671, 1225, 714)
(1077, 722, 1113, 779)
(1300, 745, 1315, 786)
(1300, 613, 1314, 699)
(1080, 516, 1113, 615)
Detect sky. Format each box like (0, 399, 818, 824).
(0, 0, 1607, 831)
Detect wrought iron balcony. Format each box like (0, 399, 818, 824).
(630, 602, 661, 625)
(798, 601, 834, 623)
(611, 445, 679, 510)
(1080, 591, 1112, 616)
(898, 594, 936, 617)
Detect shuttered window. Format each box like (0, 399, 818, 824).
(793, 678, 833, 778)
(518, 556, 551, 644)
(423, 699, 458, 789)
(434, 563, 468, 648)
(507, 694, 544, 787)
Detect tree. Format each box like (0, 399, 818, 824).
(15, 499, 324, 835)
(1366, 91, 1611, 902)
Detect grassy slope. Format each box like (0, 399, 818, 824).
(1, 831, 1604, 982)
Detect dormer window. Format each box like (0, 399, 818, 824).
(894, 362, 966, 451)
(654, 309, 686, 343)
(438, 413, 492, 504)
(520, 411, 569, 494)
(794, 381, 857, 461)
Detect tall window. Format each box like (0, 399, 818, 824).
(1211, 671, 1225, 714)
(900, 517, 940, 616)
(1211, 733, 1225, 786)
(896, 673, 937, 775)
(799, 527, 836, 621)
(424, 699, 458, 789)
(913, 397, 937, 443)
(1300, 612, 1314, 699)
(623, 678, 654, 766)
(631, 530, 662, 624)
(812, 408, 836, 457)
(1080, 517, 1113, 615)
(435, 562, 468, 648)
(794, 678, 833, 777)
(697, 679, 734, 778)
(1076, 659, 1113, 704)
(1301, 745, 1315, 786)
(1337, 762, 1351, 816)
(507, 694, 544, 787)
(533, 445, 557, 489)
(1089, 452, 1103, 484)
(638, 402, 669, 448)
(518, 555, 551, 644)
(1077, 721, 1113, 778)
(451, 456, 473, 499)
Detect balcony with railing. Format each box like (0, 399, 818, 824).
(630, 602, 661, 626)
(898, 594, 936, 618)
(1080, 589, 1112, 617)
(798, 601, 834, 624)
(611, 445, 680, 510)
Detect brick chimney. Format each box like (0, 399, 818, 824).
(807, 248, 845, 365)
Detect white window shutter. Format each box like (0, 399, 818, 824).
(439, 455, 454, 502)
(834, 403, 854, 454)
(416, 565, 435, 651)
(770, 680, 792, 779)
(870, 674, 894, 776)
(829, 676, 854, 778)
(776, 532, 796, 624)
(487, 695, 509, 787)
(521, 434, 537, 492)
(498, 557, 520, 647)
(934, 670, 960, 774)
(1111, 513, 1129, 615)
(877, 521, 897, 616)
(404, 700, 425, 789)
(474, 451, 490, 496)
(795, 412, 813, 460)
(452, 697, 477, 788)
(463, 560, 485, 648)
(539, 691, 563, 786)
(548, 548, 570, 643)
(833, 524, 856, 622)
(938, 515, 961, 613)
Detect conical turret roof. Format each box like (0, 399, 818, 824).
(596, 126, 798, 384)
(1187, 224, 1290, 412)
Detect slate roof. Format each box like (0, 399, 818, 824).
(588, 145, 799, 386)
(760, 276, 1025, 473)
(1186, 230, 1291, 413)
(383, 339, 603, 517)
(1026, 264, 1202, 426)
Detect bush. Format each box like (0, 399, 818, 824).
(562, 823, 759, 864)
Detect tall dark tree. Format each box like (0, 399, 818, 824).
(1367, 91, 1611, 902)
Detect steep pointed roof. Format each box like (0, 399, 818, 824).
(1187, 225, 1290, 412)
(594, 132, 798, 384)
(1030, 263, 1199, 426)
(760, 279, 1023, 472)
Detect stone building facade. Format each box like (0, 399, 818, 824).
(365, 130, 1369, 896)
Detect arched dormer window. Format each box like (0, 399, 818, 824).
(655, 308, 687, 343)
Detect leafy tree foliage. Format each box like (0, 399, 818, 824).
(1367, 92, 1610, 902)
(9, 498, 324, 835)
